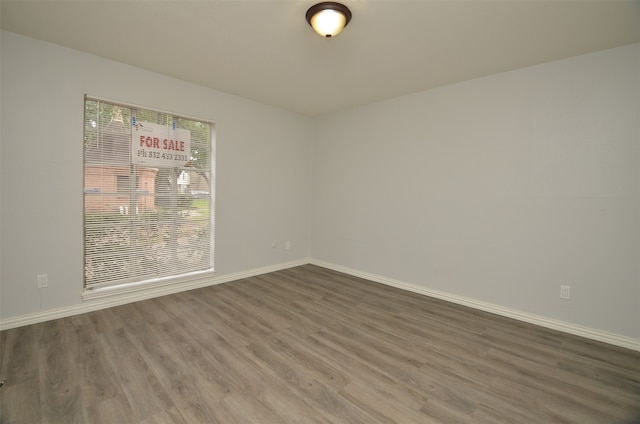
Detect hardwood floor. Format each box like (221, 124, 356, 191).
(1, 264, 639, 423)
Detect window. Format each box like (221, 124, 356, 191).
(83, 97, 214, 290)
(116, 175, 129, 194)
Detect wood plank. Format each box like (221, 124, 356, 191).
(0, 323, 40, 388)
(38, 318, 87, 424)
(85, 395, 138, 424)
(98, 327, 175, 422)
(0, 379, 43, 423)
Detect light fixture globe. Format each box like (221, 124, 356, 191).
(306, 2, 352, 38)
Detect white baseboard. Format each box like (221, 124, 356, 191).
(0, 259, 309, 331)
(3, 258, 638, 352)
(310, 259, 640, 352)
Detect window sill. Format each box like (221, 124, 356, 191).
(82, 269, 216, 301)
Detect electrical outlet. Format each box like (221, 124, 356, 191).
(285, 241, 291, 250)
(560, 285, 570, 300)
(37, 274, 48, 289)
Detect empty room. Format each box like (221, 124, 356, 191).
(1, 1, 639, 423)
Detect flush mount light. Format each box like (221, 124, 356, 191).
(306, 2, 352, 38)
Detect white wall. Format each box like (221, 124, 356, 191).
(312, 44, 640, 340)
(1, 30, 638, 345)
(0, 31, 313, 321)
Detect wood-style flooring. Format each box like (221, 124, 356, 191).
(1, 264, 639, 423)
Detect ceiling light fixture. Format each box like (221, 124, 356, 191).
(306, 2, 352, 38)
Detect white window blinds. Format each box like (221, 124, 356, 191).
(83, 97, 214, 289)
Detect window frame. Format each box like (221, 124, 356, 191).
(82, 96, 215, 298)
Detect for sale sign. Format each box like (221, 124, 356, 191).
(132, 122, 190, 167)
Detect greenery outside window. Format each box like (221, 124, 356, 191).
(83, 97, 214, 290)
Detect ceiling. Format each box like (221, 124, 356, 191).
(2, 0, 639, 116)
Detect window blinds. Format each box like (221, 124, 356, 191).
(83, 97, 214, 289)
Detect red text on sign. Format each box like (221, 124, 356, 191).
(139, 136, 185, 152)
